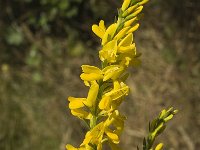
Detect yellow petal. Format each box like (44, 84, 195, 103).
(155, 143, 164, 150)
(102, 40, 117, 52)
(138, 0, 149, 5)
(127, 23, 139, 34)
(84, 81, 90, 87)
(121, 0, 131, 11)
(97, 143, 102, 150)
(81, 65, 102, 81)
(118, 33, 133, 47)
(85, 145, 93, 150)
(92, 20, 106, 39)
(111, 67, 125, 80)
(103, 65, 124, 81)
(81, 65, 102, 74)
(125, 57, 132, 66)
(113, 81, 121, 90)
(103, 67, 119, 81)
(102, 65, 118, 73)
(122, 3, 139, 17)
(132, 5, 143, 16)
(99, 50, 107, 62)
(80, 73, 103, 81)
(100, 40, 118, 63)
(124, 5, 143, 20)
(124, 17, 137, 27)
(114, 27, 130, 41)
(106, 86, 129, 100)
(105, 110, 119, 126)
(82, 122, 104, 145)
(105, 129, 119, 144)
(68, 97, 85, 102)
(99, 20, 106, 31)
(118, 44, 135, 53)
(82, 132, 93, 145)
(102, 23, 117, 45)
(69, 98, 86, 109)
(99, 96, 111, 110)
(119, 55, 133, 67)
(71, 109, 92, 119)
(86, 81, 99, 107)
(92, 25, 103, 38)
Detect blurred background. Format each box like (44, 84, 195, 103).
(0, 0, 199, 149)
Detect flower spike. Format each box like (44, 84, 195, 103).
(66, 1, 177, 150)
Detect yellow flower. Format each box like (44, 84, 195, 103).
(118, 33, 133, 47)
(102, 65, 124, 81)
(99, 40, 118, 63)
(71, 109, 92, 120)
(68, 80, 100, 110)
(66, 0, 150, 149)
(80, 65, 103, 81)
(68, 97, 92, 119)
(68, 97, 86, 109)
(104, 110, 125, 139)
(99, 81, 129, 112)
(118, 44, 136, 54)
(92, 20, 106, 39)
(99, 96, 111, 110)
(102, 23, 117, 45)
(105, 128, 119, 144)
(118, 32, 136, 55)
(81, 111, 124, 148)
(117, 47, 140, 67)
(85, 81, 99, 107)
(105, 81, 129, 101)
(82, 122, 105, 146)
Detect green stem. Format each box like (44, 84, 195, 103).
(90, 115, 97, 129)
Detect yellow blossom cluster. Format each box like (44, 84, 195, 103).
(66, 0, 149, 150)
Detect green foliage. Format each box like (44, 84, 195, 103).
(0, 0, 120, 68)
(5, 26, 24, 46)
(27, 0, 83, 31)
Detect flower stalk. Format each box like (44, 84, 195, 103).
(66, 0, 177, 150)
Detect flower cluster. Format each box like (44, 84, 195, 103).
(66, 0, 149, 150)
